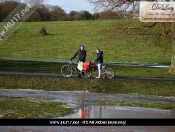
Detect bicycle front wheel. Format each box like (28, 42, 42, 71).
(61, 65, 73, 77)
(105, 68, 115, 78)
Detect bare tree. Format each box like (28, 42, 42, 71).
(88, 0, 175, 74)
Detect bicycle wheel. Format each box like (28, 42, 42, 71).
(91, 67, 98, 78)
(105, 68, 115, 78)
(81, 70, 91, 78)
(61, 65, 73, 77)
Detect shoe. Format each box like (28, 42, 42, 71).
(96, 76, 101, 78)
(103, 76, 107, 78)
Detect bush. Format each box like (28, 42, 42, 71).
(39, 26, 48, 36)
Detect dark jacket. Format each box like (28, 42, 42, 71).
(72, 49, 86, 62)
(95, 51, 103, 63)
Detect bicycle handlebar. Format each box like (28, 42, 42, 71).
(68, 59, 73, 64)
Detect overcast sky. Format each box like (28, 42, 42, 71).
(44, 0, 95, 13)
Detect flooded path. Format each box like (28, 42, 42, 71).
(0, 89, 175, 132)
(1, 89, 175, 105)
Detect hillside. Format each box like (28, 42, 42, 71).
(0, 20, 172, 64)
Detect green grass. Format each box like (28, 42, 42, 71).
(1, 76, 175, 96)
(1, 20, 174, 118)
(90, 100, 175, 111)
(0, 96, 73, 118)
(0, 59, 63, 73)
(0, 20, 174, 78)
(0, 20, 172, 64)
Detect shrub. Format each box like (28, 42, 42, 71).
(39, 26, 48, 36)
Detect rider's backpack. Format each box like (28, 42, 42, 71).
(83, 62, 91, 72)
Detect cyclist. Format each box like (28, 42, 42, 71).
(94, 49, 103, 78)
(69, 44, 86, 77)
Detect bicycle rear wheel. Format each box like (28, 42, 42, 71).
(81, 70, 91, 78)
(91, 67, 98, 78)
(61, 65, 73, 77)
(105, 68, 115, 78)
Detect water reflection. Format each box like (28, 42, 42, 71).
(64, 93, 175, 119)
(58, 105, 175, 119)
(1, 89, 175, 119)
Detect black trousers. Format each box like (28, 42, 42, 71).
(77, 69, 85, 77)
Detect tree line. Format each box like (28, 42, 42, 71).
(0, 0, 134, 22)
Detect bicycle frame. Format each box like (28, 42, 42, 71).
(61, 60, 93, 78)
(68, 60, 84, 75)
(92, 62, 115, 78)
(93, 62, 106, 73)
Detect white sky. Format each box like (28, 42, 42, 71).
(43, 0, 95, 13)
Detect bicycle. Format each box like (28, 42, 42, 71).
(91, 62, 115, 78)
(61, 60, 91, 78)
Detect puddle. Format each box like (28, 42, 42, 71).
(57, 105, 175, 119)
(1, 89, 175, 105)
(0, 89, 175, 109)
(1, 89, 175, 132)
(1, 89, 175, 118)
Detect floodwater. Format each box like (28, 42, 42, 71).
(0, 89, 175, 132)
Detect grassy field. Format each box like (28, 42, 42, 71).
(0, 20, 175, 97)
(0, 20, 174, 77)
(0, 96, 73, 118)
(0, 20, 172, 64)
(1, 76, 175, 96)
